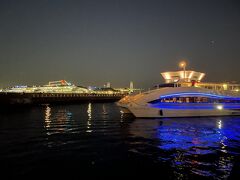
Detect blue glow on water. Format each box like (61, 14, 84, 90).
(130, 117, 240, 154)
(156, 118, 240, 155)
(129, 117, 240, 178)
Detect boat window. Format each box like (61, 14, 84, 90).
(148, 97, 240, 104)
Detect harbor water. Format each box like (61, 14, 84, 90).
(0, 103, 240, 179)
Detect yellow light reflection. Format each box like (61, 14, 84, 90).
(45, 105, 51, 128)
(86, 103, 92, 133)
(120, 111, 124, 123)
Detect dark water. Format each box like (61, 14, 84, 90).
(0, 103, 240, 179)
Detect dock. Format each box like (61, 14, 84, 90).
(0, 92, 126, 105)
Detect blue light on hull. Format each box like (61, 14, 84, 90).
(159, 92, 240, 100)
(149, 103, 240, 110)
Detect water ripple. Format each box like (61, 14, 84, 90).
(1, 104, 240, 178)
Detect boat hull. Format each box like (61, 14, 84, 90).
(119, 105, 240, 118)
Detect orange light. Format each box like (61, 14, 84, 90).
(179, 61, 186, 68)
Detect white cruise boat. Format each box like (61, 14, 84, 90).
(117, 64, 240, 118)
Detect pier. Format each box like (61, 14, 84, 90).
(0, 80, 136, 105)
(0, 92, 126, 105)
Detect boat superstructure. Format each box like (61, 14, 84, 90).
(4, 80, 89, 93)
(117, 65, 240, 118)
(0, 80, 129, 105)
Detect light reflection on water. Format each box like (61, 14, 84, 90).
(44, 105, 73, 135)
(129, 117, 240, 179)
(1, 103, 240, 178)
(43, 103, 112, 135)
(86, 103, 92, 133)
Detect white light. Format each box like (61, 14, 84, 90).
(180, 71, 184, 79)
(198, 73, 205, 81)
(218, 120, 222, 129)
(164, 73, 171, 80)
(188, 71, 194, 79)
(216, 105, 223, 110)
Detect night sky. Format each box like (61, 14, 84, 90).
(0, 0, 240, 88)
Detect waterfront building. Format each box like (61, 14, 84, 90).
(1, 80, 133, 95)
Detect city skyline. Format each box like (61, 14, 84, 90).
(0, 0, 240, 88)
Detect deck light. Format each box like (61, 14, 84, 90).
(223, 84, 228, 90)
(216, 105, 223, 110)
(179, 61, 186, 68)
(179, 61, 186, 80)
